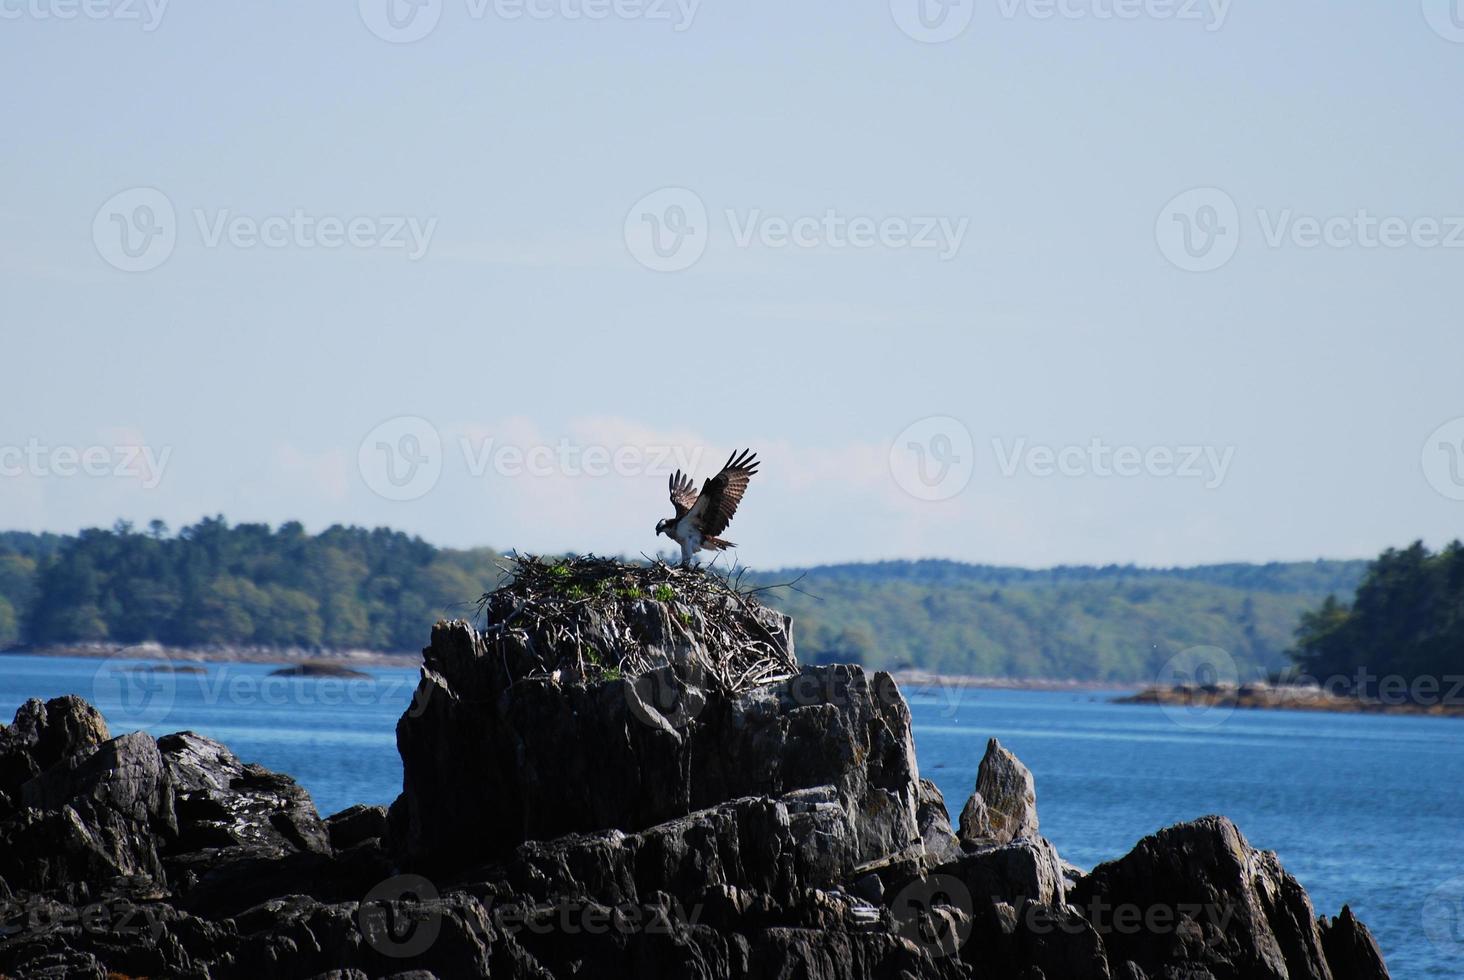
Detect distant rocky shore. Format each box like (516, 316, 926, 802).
(1118, 681, 1464, 718)
(2, 641, 419, 669)
(0, 566, 1392, 978)
(2, 644, 1127, 692)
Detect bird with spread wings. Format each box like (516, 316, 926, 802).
(655, 449, 759, 567)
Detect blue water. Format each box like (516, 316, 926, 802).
(1, 656, 1458, 977)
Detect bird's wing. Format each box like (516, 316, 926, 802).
(687, 449, 759, 537)
(669, 469, 698, 518)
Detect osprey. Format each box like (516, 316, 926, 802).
(656, 449, 759, 566)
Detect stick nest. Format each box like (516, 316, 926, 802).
(473, 555, 799, 696)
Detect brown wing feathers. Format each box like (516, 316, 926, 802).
(668, 469, 698, 517)
(694, 449, 759, 538)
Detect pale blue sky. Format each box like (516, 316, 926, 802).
(2, 1, 1462, 567)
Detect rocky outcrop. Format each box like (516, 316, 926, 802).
(395, 620, 917, 875)
(0, 593, 1393, 980)
(957, 737, 1039, 847)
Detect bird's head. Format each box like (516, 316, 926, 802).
(655, 518, 671, 537)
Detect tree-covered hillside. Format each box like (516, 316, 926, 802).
(754, 559, 1366, 681)
(0, 520, 1368, 681)
(1289, 540, 1464, 691)
(0, 519, 500, 652)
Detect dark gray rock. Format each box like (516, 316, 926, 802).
(1069, 814, 1385, 980)
(915, 777, 962, 866)
(958, 736, 1038, 847)
(396, 621, 920, 873)
(1320, 905, 1391, 980)
(0, 696, 110, 815)
(326, 804, 389, 851)
(0, 602, 1393, 980)
(3, 729, 174, 891)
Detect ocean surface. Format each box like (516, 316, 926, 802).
(2, 654, 1458, 978)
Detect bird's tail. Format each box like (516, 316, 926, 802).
(704, 536, 736, 550)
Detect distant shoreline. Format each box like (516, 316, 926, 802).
(0, 643, 421, 669)
(889, 671, 1131, 693)
(1117, 685, 1464, 718)
(4, 645, 1136, 691)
